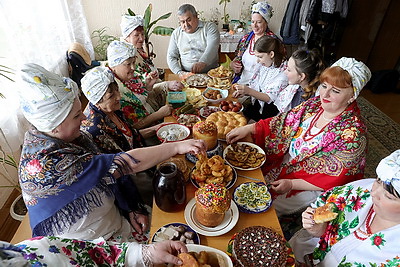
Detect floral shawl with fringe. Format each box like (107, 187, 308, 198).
(18, 128, 139, 237)
(253, 97, 367, 195)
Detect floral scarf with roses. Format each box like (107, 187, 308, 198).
(310, 179, 400, 266)
(1, 236, 133, 266)
(19, 128, 119, 236)
(253, 96, 367, 196)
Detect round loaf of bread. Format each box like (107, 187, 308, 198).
(233, 226, 288, 266)
(192, 121, 218, 150)
(195, 183, 230, 227)
(205, 111, 247, 140)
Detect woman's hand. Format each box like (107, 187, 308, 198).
(270, 179, 293, 195)
(302, 207, 327, 237)
(174, 139, 206, 155)
(145, 71, 159, 90)
(168, 80, 184, 91)
(232, 84, 250, 98)
(226, 124, 254, 144)
(128, 212, 149, 235)
(155, 104, 173, 119)
(231, 60, 242, 74)
(146, 241, 188, 266)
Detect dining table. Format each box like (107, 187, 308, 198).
(150, 69, 283, 253)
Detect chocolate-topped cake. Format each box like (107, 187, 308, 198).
(233, 226, 287, 267)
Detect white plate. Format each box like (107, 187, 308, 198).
(186, 244, 233, 267)
(199, 106, 219, 118)
(185, 74, 210, 87)
(151, 222, 200, 245)
(223, 142, 266, 171)
(156, 123, 190, 142)
(184, 198, 239, 236)
(202, 88, 229, 104)
(233, 182, 272, 214)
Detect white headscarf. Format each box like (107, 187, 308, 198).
(81, 66, 115, 105)
(331, 57, 371, 98)
(121, 14, 144, 39)
(107, 40, 136, 67)
(252, 1, 274, 24)
(376, 150, 400, 196)
(18, 63, 79, 132)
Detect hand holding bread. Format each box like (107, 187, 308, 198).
(302, 203, 338, 237)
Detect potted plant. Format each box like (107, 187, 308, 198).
(219, 0, 231, 31)
(127, 4, 174, 61)
(91, 27, 118, 61)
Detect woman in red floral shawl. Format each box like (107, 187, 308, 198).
(226, 57, 371, 216)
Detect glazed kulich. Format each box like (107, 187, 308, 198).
(192, 120, 218, 150)
(205, 111, 247, 140)
(233, 226, 288, 267)
(195, 183, 231, 227)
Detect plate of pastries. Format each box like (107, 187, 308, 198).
(207, 76, 232, 90)
(223, 142, 266, 170)
(208, 65, 233, 80)
(191, 154, 237, 189)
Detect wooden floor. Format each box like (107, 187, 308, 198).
(359, 89, 400, 125)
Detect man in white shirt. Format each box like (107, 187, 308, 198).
(167, 4, 220, 74)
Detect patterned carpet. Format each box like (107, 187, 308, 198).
(357, 96, 400, 178)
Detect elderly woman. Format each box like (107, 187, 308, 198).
(80, 66, 165, 206)
(1, 236, 187, 266)
(226, 57, 371, 216)
(120, 14, 183, 92)
(17, 63, 206, 243)
(231, 1, 283, 85)
(289, 150, 400, 266)
(107, 40, 172, 128)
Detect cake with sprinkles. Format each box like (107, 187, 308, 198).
(232, 226, 287, 266)
(195, 183, 230, 227)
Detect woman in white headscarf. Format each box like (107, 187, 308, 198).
(17, 63, 206, 244)
(227, 57, 372, 218)
(80, 66, 165, 206)
(289, 149, 400, 266)
(120, 14, 183, 92)
(230, 1, 284, 85)
(107, 40, 172, 129)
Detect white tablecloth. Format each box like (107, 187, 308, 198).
(219, 32, 246, 53)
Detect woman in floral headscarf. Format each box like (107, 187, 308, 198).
(226, 57, 371, 217)
(17, 63, 206, 243)
(289, 150, 400, 266)
(231, 1, 284, 85)
(120, 14, 183, 92)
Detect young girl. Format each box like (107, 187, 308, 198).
(276, 49, 326, 113)
(233, 36, 288, 121)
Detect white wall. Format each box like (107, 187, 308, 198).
(82, 0, 289, 68)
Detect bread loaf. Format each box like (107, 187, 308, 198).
(314, 202, 338, 224)
(205, 111, 247, 139)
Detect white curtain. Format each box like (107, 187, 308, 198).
(0, 0, 93, 206)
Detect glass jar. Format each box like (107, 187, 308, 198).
(153, 162, 186, 212)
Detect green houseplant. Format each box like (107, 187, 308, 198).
(127, 4, 174, 60)
(91, 27, 118, 61)
(219, 0, 231, 30)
